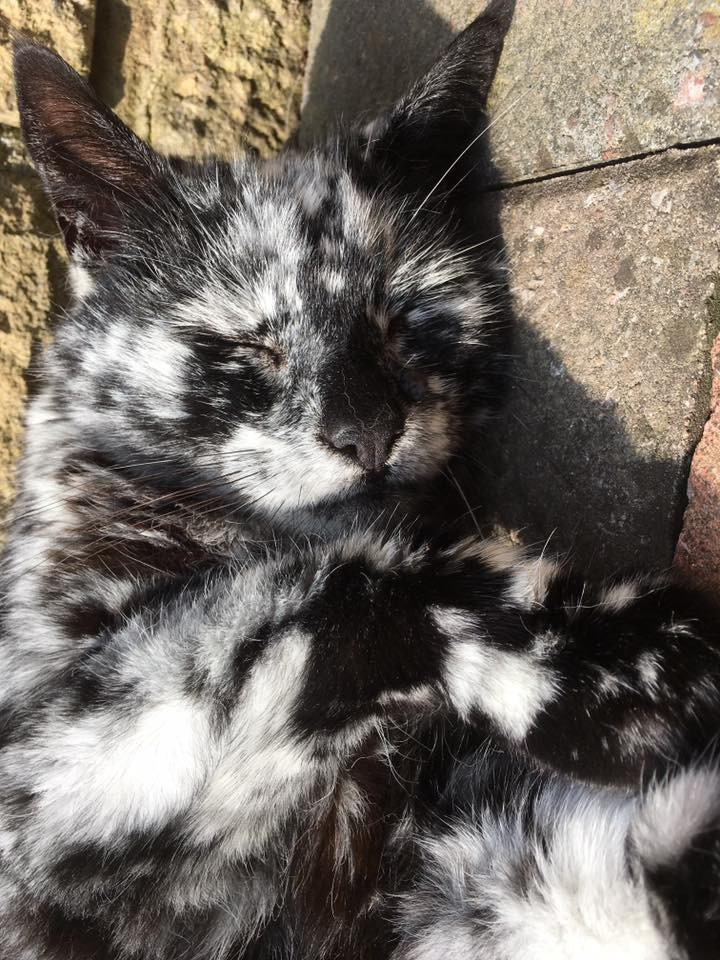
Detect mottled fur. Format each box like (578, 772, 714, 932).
(2, 4, 720, 958)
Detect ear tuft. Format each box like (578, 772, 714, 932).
(13, 40, 163, 258)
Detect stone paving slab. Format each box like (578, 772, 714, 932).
(491, 0, 720, 182)
(479, 146, 720, 574)
(302, 1, 720, 580)
(302, 0, 720, 184)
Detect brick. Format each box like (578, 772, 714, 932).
(674, 331, 720, 596)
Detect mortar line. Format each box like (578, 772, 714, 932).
(484, 135, 720, 193)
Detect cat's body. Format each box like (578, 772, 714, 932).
(2, 4, 720, 958)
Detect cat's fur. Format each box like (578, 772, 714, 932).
(2, 4, 720, 958)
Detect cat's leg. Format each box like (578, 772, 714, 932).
(269, 532, 720, 787)
(3, 531, 719, 957)
(391, 750, 720, 960)
(416, 537, 720, 786)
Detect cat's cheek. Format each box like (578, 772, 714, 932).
(389, 403, 458, 482)
(217, 424, 359, 510)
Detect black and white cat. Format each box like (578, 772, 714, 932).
(2, 4, 720, 957)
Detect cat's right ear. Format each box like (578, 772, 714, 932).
(362, 0, 515, 202)
(13, 39, 165, 260)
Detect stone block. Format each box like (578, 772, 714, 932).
(302, 0, 720, 183)
(0, 229, 60, 520)
(90, 0, 311, 159)
(479, 146, 720, 574)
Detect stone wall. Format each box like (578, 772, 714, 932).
(0, 0, 310, 521)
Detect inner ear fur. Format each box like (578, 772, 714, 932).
(14, 39, 165, 257)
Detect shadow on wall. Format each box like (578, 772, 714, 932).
(303, 0, 692, 577)
(301, 0, 454, 140)
(89, 0, 133, 106)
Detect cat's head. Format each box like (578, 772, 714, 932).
(13, 2, 513, 519)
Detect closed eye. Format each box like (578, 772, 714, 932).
(236, 342, 286, 368)
(385, 316, 429, 401)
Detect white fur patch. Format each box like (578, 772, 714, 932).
(68, 261, 96, 300)
(191, 627, 323, 854)
(600, 581, 640, 613)
(433, 607, 557, 740)
(220, 423, 358, 510)
(399, 779, 674, 960)
(635, 652, 661, 696)
(504, 557, 559, 611)
(29, 698, 210, 843)
(633, 767, 720, 868)
(321, 268, 346, 294)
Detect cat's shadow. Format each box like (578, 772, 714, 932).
(301, 0, 457, 145)
(303, 0, 688, 578)
(471, 321, 688, 577)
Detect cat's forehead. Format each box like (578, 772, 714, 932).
(173, 157, 409, 334)
(229, 158, 395, 274)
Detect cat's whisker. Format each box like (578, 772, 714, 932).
(2, 447, 274, 526)
(452, 234, 505, 258)
(443, 465, 483, 538)
(0, 468, 266, 591)
(408, 85, 534, 225)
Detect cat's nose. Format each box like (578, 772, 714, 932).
(321, 414, 404, 473)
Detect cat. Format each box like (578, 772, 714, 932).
(2, 2, 720, 958)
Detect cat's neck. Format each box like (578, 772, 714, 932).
(1, 387, 478, 646)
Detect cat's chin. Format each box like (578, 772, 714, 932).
(308, 470, 429, 521)
(356, 467, 391, 494)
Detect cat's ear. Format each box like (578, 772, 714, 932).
(13, 39, 165, 259)
(365, 0, 514, 199)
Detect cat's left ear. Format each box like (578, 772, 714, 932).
(13, 39, 167, 261)
(365, 0, 514, 200)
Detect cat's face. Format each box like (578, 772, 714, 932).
(46, 157, 504, 514)
(14, 5, 512, 517)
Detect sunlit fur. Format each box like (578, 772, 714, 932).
(51, 155, 502, 514)
(3, 5, 720, 959)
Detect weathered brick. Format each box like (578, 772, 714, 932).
(675, 331, 720, 596)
